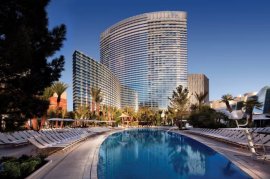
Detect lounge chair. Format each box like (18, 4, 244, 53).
(0, 133, 27, 145)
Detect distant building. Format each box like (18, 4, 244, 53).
(72, 51, 138, 111)
(210, 92, 256, 111)
(210, 86, 270, 127)
(253, 86, 270, 127)
(188, 74, 209, 105)
(254, 86, 270, 114)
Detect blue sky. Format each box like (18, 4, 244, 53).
(47, 0, 270, 111)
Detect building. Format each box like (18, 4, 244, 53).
(210, 92, 257, 111)
(253, 86, 270, 127)
(188, 74, 209, 105)
(100, 11, 188, 109)
(73, 51, 138, 111)
(73, 51, 121, 111)
(210, 86, 270, 127)
(254, 86, 270, 114)
(120, 85, 139, 111)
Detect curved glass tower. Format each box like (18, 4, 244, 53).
(100, 11, 188, 109)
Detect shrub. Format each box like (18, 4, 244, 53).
(2, 161, 21, 179)
(20, 160, 40, 175)
(0, 155, 46, 179)
(188, 106, 229, 129)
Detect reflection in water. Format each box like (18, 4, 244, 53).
(167, 133, 206, 176)
(98, 129, 251, 179)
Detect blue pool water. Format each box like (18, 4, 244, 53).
(98, 129, 251, 179)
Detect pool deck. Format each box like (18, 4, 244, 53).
(176, 130, 270, 179)
(27, 130, 120, 179)
(28, 128, 270, 179)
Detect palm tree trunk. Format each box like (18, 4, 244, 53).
(97, 103, 100, 117)
(40, 115, 46, 129)
(247, 112, 253, 127)
(60, 120, 64, 128)
(25, 119, 31, 130)
(225, 101, 232, 112)
(91, 101, 95, 112)
(32, 117, 38, 131)
(56, 101, 60, 128)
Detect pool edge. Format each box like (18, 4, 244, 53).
(93, 127, 263, 179)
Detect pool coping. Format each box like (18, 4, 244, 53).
(89, 130, 124, 179)
(91, 127, 270, 179)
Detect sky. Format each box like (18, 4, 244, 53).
(47, 0, 270, 111)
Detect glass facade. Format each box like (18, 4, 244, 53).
(73, 51, 138, 111)
(121, 85, 138, 111)
(73, 51, 121, 111)
(254, 86, 270, 114)
(100, 11, 188, 109)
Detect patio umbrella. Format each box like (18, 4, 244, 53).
(48, 118, 75, 122)
(118, 113, 130, 118)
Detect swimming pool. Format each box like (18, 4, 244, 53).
(98, 129, 251, 179)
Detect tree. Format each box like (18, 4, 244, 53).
(137, 107, 155, 126)
(51, 82, 68, 128)
(243, 97, 263, 127)
(39, 87, 54, 129)
(194, 91, 209, 109)
(0, 0, 66, 129)
(51, 82, 68, 110)
(188, 106, 230, 129)
(220, 94, 234, 112)
(95, 94, 103, 117)
(90, 87, 103, 116)
(42, 87, 54, 101)
(157, 110, 163, 125)
(190, 104, 199, 112)
(75, 105, 89, 127)
(168, 85, 189, 128)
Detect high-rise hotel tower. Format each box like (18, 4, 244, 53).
(73, 51, 138, 111)
(100, 11, 188, 109)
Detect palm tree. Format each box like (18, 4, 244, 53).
(39, 87, 54, 129)
(90, 87, 99, 112)
(194, 91, 209, 108)
(51, 82, 68, 127)
(42, 87, 55, 101)
(190, 104, 199, 112)
(90, 87, 103, 116)
(51, 82, 68, 110)
(75, 105, 88, 127)
(243, 97, 263, 127)
(60, 109, 67, 128)
(220, 94, 234, 112)
(168, 85, 189, 128)
(95, 94, 103, 117)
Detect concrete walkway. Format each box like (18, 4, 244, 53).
(28, 131, 117, 179)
